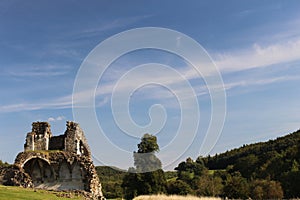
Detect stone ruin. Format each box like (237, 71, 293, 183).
(0, 121, 104, 199)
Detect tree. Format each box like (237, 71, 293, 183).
(122, 134, 166, 199)
(252, 185, 264, 199)
(250, 179, 283, 199)
(223, 172, 249, 199)
(122, 170, 140, 199)
(233, 154, 258, 179)
(137, 133, 159, 153)
(280, 170, 300, 198)
(167, 180, 193, 195)
(195, 174, 223, 197)
(175, 157, 206, 183)
(134, 134, 162, 172)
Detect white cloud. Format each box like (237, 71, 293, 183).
(47, 116, 65, 122)
(56, 116, 65, 121)
(96, 96, 109, 107)
(47, 117, 55, 122)
(214, 38, 300, 72)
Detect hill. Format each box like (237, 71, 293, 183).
(205, 129, 300, 169)
(95, 129, 300, 199)
(204, 129, 300, 198)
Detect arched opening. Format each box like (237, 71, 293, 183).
(58, 160, 71, 181)
(23, 158, 54, 185)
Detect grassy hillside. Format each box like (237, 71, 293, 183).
(0, 185, 84, 200)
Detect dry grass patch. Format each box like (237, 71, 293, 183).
(133, 194, 221, 200)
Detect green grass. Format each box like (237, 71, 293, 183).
(0, 185, 84, 200)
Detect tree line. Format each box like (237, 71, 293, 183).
(97, 129, 300, 199)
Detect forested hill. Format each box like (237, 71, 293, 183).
(205, 129, 300, 170)
(203, 129, 300, 198)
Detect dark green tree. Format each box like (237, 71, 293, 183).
(134, 134, 162, 173)
(137, 133, 159, 153)
(250, 179, 284, 199)
(280, 170, 300, 198)
(167, 180, 193, 195)
(233, 154, 258, 179)
(122, 134, 166, 199)
(122, 168, 140, 200)
(223, 172, 250, 199)
(175, 157, 206, 183)
(195, 174, 223, 197)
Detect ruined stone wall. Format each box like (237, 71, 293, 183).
(64, 121, 91, 157)
(24, 133, 35, 151)
(0, 166, 32, 188)
(14, 150, 103, 199)
(24, 122, 52, 151)
(33, 136, 48, 151)
(32, 122, 52, 136)
(24, 121, 91, 156)
(49, 135, 65, 150)
(13, 121, 104, 199)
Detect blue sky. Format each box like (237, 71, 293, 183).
(1, 0, 300, 170)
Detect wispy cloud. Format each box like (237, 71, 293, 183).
(6, 64, 71, 77)
(214, 37, 300, 72)
(81, 15, 152, 35)
(2, 31, 300, 113)
(223, 75, 300, 91)
(1, 63, 299, 113)
(0, 97, 71, 113)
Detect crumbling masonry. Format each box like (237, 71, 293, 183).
(13, 121, 104, 199)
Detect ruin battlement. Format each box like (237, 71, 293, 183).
(24, 121, 91, 157)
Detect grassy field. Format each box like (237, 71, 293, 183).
(133, 194, 221, 200)
(0, 185, 84, 200)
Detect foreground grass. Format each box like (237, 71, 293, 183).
(0, 185, 84, 200)
(133, 194, 221, 200)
